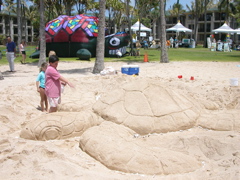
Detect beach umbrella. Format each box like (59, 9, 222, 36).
(166, 21, 192, 33)
(212, 23, 236, 34)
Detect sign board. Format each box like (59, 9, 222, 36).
(140, 32, 146, 37)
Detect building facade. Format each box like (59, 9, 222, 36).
(154, 8, 239, 44)
(0, 10, 34, 43)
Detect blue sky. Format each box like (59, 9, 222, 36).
(166, 0, 193, 10)
(26, 0, 193, 11)
(25, 0, 193, 12)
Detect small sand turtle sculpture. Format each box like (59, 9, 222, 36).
(30, 14, 130, 59)
(21, 79, 208, 175)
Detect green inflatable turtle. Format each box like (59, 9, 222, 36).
(30, 14, 130, 59)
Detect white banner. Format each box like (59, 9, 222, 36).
(140, 32, 146, 37)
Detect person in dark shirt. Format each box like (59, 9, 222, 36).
(6, 36, 16, 72)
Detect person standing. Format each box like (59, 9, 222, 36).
(36, 62, 48, 112)
(174, 37, 179, 48)
(6, 36, 16, 72)
(136, 41, 141, 56)
(143, 39, 148, 49)
(19, 40, 26, 64)
(170, 37, 174, 48)
(45, 55, 75, 113)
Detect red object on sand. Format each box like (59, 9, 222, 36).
(143, 52, 148, 62)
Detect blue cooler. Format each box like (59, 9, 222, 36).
(121, 65, 139, 75)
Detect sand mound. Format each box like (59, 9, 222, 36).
(79, 121, 201, 175)
(0, 61, 239, 179)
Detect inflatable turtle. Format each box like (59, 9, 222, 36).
(30, 14, 130, 59)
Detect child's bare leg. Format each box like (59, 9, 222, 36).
(49, 107, 57, 113)
(23, 54, 26, 63)
(44, 94, 48, 111)
(39, 88, 46, 112)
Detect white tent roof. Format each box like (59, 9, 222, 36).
(212, 23, 235, 34)
(127, 21, 152, 32)
(234, 28, 240, 34)
(166, 22, 192, 32)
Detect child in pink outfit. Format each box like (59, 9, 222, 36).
(45, 55, 74, 113)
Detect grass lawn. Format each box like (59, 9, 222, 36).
(0, 45, 239, 65)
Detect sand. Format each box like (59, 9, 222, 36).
(0, 60, 239, 180)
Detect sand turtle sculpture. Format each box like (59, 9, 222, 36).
(20, 79, 240, 175)
(30, 14, 130, 59)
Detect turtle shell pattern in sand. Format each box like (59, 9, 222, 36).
(92, 80, 201, 135)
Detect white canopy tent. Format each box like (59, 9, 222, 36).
(212, 23, 235, 34)
(126, 21, 152, 32)
(166, 22, 192, 33)
(234, 28, 240, 34)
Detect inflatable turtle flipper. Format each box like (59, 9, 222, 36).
(29, 50, 40, 59)
(76, 49, 91, 60)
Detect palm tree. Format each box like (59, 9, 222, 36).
(160, 0, 169, 63)
(17, 0, 21, 45)
(203, 0, 210, 48)
(93, 0, 106, 73)
(186, 2, 195, 39)
(38, 0, 46, 67)
(125, 0, 134, 56)
(106, 0, 125, 33)
(25, 4, 39, 32)
(63, 0, 76, 16)
(148, 7, 161, 40)
(172, 0, 185, 21)
(75, 0, 90, 14)
(231, 0, 240, 24)
(218, 0, 236, 23)
(135, 0, 158, 41)
(192, 0, 207, 45)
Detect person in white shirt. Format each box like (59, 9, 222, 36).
(19, 40, 26, 64)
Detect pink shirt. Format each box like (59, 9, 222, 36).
(45, 65, 61, 98)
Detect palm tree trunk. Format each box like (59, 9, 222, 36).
(93, 0, 106, 74)
(203, 0, 208, 48)
(38, 0, 46, 67)
(194, 0, 199, 45)
(125, 0, 134, 56)
(17, 0, 22, 46)
(160, 0, 169, 63)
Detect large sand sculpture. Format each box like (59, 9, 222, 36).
(20, 78, 240, 175)
(1, 61, 239, 179)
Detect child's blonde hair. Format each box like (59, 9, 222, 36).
(39, 62, 48, 72)
(48, 50, 56, 57)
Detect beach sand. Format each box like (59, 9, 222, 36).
(0, 60, 239, 179)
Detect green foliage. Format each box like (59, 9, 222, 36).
(0, 34, 7, 45)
